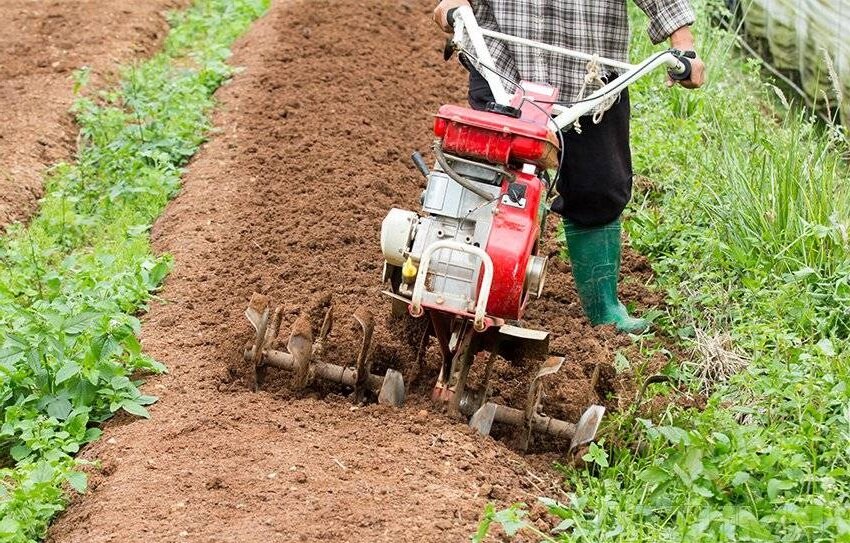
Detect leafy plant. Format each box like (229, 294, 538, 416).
(476, 0, 850, 541)
(0, 0, 268, 540)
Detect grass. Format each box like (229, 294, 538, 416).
(478, 0, 850, 541)
(0, 1, 268, 540)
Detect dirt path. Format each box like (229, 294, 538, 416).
(0, 0, 188, 228)
(47, 0, 660, 540)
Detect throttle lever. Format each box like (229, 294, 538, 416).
(443, 38, 455, 61)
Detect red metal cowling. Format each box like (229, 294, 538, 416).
(434, 105, 560, 169)
(483, 171, 544, 320)
(431, 82, 560, 324)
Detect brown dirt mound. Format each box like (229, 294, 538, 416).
(0, 0, 188, 229)
(47, 0, 664, 540)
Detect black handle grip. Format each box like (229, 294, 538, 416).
(411, 152, 430, 178)
(446, 7, 459, 27)
(669, 55, 692, 81)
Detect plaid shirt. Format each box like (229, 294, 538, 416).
(469, 0, 696, 102)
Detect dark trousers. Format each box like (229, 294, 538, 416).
(468, 68, 633, 227)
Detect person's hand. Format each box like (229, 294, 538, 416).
(667, 26, 706, 89)
(667, 55, 706, 89)
(433, 0, 471, 33)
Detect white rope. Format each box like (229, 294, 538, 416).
(571, 55, 618, 133)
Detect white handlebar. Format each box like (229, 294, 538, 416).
(449, 5, 687, 130)
(451, 7, 512, 105)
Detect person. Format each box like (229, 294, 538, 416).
(432, 0, 706, 334)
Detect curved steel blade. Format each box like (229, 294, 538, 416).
(378, 369, 406, 407)
(569, 405, 605, 452)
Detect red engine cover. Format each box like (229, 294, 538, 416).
(433, 82, 561, 323)
(433, 107, 560, 169)
(483, 171, 545, 320)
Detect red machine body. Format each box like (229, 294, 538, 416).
(431, 83, 559, 323)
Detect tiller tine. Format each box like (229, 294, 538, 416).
(243, 294, 405, 407)
(569, 404, 605, 453)
(352, 307, 374, 404)
(466, 355, 605, 451)
(245, 293, 283, 391)
(287, 315, 313, 390)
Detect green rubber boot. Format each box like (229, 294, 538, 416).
(564, 219, 650, 334)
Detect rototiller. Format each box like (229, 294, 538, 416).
(243, 7, 694, 451)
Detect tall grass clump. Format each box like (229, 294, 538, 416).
(0, 1, 268, 541)
(478, 0, 850, 541)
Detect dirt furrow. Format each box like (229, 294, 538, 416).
(48, 0, 660, 540)
(0, 0, 188, 228)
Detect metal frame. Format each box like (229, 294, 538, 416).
(410, 240, 494, 332)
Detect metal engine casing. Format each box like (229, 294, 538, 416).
(381, 82, 562, 325)
(381, 157, 548, 322)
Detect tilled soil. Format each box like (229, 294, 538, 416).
(47, 0, 662, 540)
(0, 0, 187, 228)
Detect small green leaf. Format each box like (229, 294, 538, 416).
(47, 398, 74, 420)
(581, 441, 609, 468)
(10, 444, 31, 462)
(552, 518, 576, 534)
(63, 312, 101, 335)
(121, 400, 151, 418)
(148, 260, 170, 286)
(732, 471, 750, 487)
(84, 427, 103, 443)
(683, 447, 704, 479)
(55, 361, 81, 384)
(657, 425, 689, 445)
(639, 466, 670, 484)
(492, 506, 528, 537)
(30, 461, 55, 484)
(67, 471, 88, 493)
(136, 394, 158, 406)
(0, 517, 20, 536)
(693, 484, 714, 498)
(817, 338, 836, 357)
(471, 503, 495, 543)
(0, 346, 25, 369)
(767, 478, 795, 500)
(538, 497, 570, 518)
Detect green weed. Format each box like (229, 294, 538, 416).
(478, 0, 850, 541)
(0, 1, 268, 540)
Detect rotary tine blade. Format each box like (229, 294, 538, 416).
(569, 405, 605, 453)
(518, 356, 564, 450)
(287, 315, 313, 390)
(378, 369, 405, 407)
(352, 306, 375, 404)
(245, 293, 271, 392)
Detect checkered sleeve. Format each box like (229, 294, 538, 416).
(633, 0, 696, 44)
